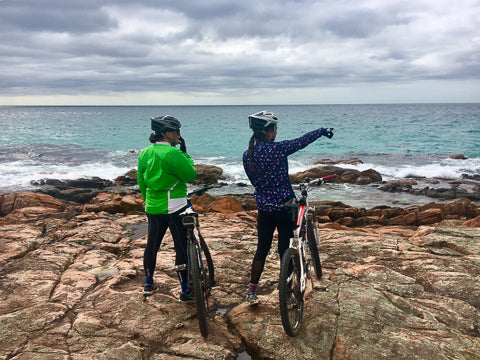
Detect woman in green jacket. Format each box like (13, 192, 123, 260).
(137, 115, 197, 301)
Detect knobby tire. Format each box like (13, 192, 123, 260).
(279, 247, 303, 337)
(199, 234, 215, 286)
(306, 219, 323, 279)
(189, 242, 208, 337)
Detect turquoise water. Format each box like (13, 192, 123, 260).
(1, 104, 479, 207)
(1, 104, 479, 158)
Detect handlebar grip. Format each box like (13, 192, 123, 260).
(322, 174, 336, 181)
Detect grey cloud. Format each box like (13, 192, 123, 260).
(0, 0, 479, 100)
(0, 1, 116, 34)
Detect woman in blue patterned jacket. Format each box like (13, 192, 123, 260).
(242, 110, 333, 304)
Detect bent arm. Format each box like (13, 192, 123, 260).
(170, 150, 197, 183)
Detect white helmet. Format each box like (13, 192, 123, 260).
(248, 110, 278, 130)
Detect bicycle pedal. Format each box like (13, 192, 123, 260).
(211, 286, 222, 291)
(314, 286, 328, 292)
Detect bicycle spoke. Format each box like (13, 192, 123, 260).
(279, 248, 304, 337)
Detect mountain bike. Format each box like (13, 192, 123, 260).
(180, 199, 215, 337)
(278, 174, 336, 337)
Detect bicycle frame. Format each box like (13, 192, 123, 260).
(279, 174, 335, 336)
(289, 175, 336, 294)
(180, 206, 209, 337)
(181, 207, 209, 291)
(179, 202, 216, 337)
(290, 185, 314, 295)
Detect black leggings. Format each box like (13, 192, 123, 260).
(144, 208, 188, 278)
(250, 209, 294, 284)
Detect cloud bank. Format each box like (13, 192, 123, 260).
(1, 0, 479, 104)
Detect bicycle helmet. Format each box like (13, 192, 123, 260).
(151, 115, 181, 133)
(248, 110, 278, 130)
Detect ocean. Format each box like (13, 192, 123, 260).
(1, 104, 479, 208)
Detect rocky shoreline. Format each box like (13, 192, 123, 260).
(18, 158, 480, 206)
(1, 159, 480, 359)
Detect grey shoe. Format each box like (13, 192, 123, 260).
(144, 283, 158, 296)
(246, 293, 259, 305)
(179, 292, 194, 302)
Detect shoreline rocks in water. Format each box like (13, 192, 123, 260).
(21, 157, 480, 205)
(1, 188, 480, 359)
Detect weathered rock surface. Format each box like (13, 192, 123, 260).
(290, 165, 383, 185)
(313, 198, 480, 227)
(1, 193, 480, 359)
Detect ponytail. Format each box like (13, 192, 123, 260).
(149, 133, 163, 143)
(247, 124, 276, 172)
(248, 134, 257, 171)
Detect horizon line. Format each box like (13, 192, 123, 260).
(1, 101, 479, 107)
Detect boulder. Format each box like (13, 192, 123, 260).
(417, 208, 444, 225)
(83, 193, 145, 214)
(290, 165, 382, 185)
(0, 192, 65, 216)
(449, 154, 468, 160)
(191, 193, 217, 213)
(290, 165, 343, 183)
(313, 157, 364, 166)
(193, 164, 224, 185)
(32, 176, 113, 189)
(114, 169, 138, 186)
(208, 196, 244, 214)
(312, 198, 480, 227)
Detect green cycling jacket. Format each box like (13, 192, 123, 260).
(137, 143, 197, 214)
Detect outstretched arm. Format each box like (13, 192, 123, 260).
(276, 128, 333, 156)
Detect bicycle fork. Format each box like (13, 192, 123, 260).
(288, 233, 308, 297)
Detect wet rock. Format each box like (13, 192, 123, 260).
(114, 169, 138, 186)
(32, 176, 114, 189)
(313, 157, 364, 165)
(290, 165, 382, 185)
(193, 164, 225, 185)
(449, 154, 468, 160)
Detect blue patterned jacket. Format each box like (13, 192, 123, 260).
(243, 129, 324, 211)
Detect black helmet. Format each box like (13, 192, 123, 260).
(248, 110, 278, 130)
(151, 115, 181, 133)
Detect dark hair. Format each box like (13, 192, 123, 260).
(247, 124, 276, 171)
(149, 132, 163, 143)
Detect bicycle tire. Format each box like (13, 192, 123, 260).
(199, 233, 215, 285)
(189, 242, 208, 337)
(279, 247, 303, 337)
(306, 219, 323, 279)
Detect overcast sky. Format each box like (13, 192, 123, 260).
(1, 0, 479, 105)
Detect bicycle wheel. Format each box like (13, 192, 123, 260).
(199, 233, 215, 286)
(189, 242, 208, 337)
(307, 219, 323, 279)
(279, 247, 303, 337)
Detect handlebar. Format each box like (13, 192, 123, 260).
(292, 174, 336, 189)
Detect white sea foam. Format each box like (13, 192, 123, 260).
(340, 157, 480, 181)
(0, 160, 131, 192)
